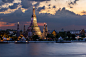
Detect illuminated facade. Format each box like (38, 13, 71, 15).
(43, 23, 46, 39)
(43, 23, 48, 39)
(28, 6, 42, 38)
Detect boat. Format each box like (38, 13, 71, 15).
(15, 41, 29, 44)
(56, 41, 71, 43)
(56, 36, 71, 43)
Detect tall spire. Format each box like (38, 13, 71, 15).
(31, 6, 38, 27)
(17, 22, 20, 37)
(45, 24, 48, 32)
(27, 6, 42, 38)
(32, 6, 36, 17)
(33, 6, 35, 15)
(17, 22, 19, 30)
(43, 23, 46, 39)
(45, 23, 48, 37)
(24, 25, 25, 33)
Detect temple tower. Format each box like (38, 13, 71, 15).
(28, 6, 42, 38)
(43, 23, 46, 39)
(45, 24, 48, 36)
(17, 22, 20, 37)
(24, 25, 25, 33)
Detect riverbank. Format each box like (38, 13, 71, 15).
(0, 40, 86, 43)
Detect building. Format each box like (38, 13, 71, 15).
(16, 22, 20, 37)
(27, 6, 42, 38)
(43, 23, 48, 39)
(51, 30, 57, 37)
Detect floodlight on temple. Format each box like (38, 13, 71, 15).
(33, 6, 35, 9)
(18, 22, 19, 24)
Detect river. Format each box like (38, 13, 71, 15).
(0, 42, 86, 57)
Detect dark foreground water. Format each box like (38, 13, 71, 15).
(0, 42, 86, 57)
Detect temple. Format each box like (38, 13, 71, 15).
(16, 22, 20, 37)
(27, 6, 42, 38)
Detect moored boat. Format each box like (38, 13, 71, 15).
(56, 41, 71, 43)
(15, 41, 29, 44)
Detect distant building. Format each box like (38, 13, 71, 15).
(24, 25, 25, 33)
(61, 28, 64, 32)
(70, 30, 81, 35)
(80, 29, 85, 36)
(69, 29, 84, 36)
(51, 30, 57, 37)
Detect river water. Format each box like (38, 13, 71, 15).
(0, 42, 86, 57)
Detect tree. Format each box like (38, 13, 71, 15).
(71, 34, 76, 40)
(0, 35, 3, 40)
(81, 33, 85, 38)
(12, 36, 17, 41)
(47, 34, 54, 41)
(67, 31, 71, 40)
(59, 32, 67, 38)
(32, 35, 39, 41)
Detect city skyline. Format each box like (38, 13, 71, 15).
(0, 0, 86, 31)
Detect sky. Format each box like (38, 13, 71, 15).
(0, 0, 86, 31)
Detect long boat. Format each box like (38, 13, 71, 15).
(56, 41, 71, 43)
(15, 41, 29, 44)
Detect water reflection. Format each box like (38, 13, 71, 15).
(0, 43, 86, 57)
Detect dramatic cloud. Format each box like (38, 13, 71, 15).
(0, 8, 8, 12)
(0, 0, 22, 14)
(9, 3, 19, 9)
(2, 0, 14, 3)
(81, 11, 86, 15)
(21, 0, 32, 9)
(36, 0, 86, 15)
(68, 0, 79, 5)
(37, 6, 45, 11)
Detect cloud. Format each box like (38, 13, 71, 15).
(0, 8, 8, 12)
(81, 11, 86, 13)
(68, 0, 79, 5)
(35, 0, 86, 15)
(21, 0, 32, 9)
(28, 0, 50, 1)
(0, 4, 22, 14)
(68, 0, 79, 8)
(81, 11, 86, 15)
(37, 6, 45, 11)
(9, 3, 19, 9)
(53, 6, 56, 8)
(0, 21, 16, 27)
(0, 0, 22, 14)
(0, 0, 85, 16)
(2, 0, 14, 3)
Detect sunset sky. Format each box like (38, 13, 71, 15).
(0, 0, 86, 31)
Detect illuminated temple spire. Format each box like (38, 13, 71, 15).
(28, 6, 42, 38)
